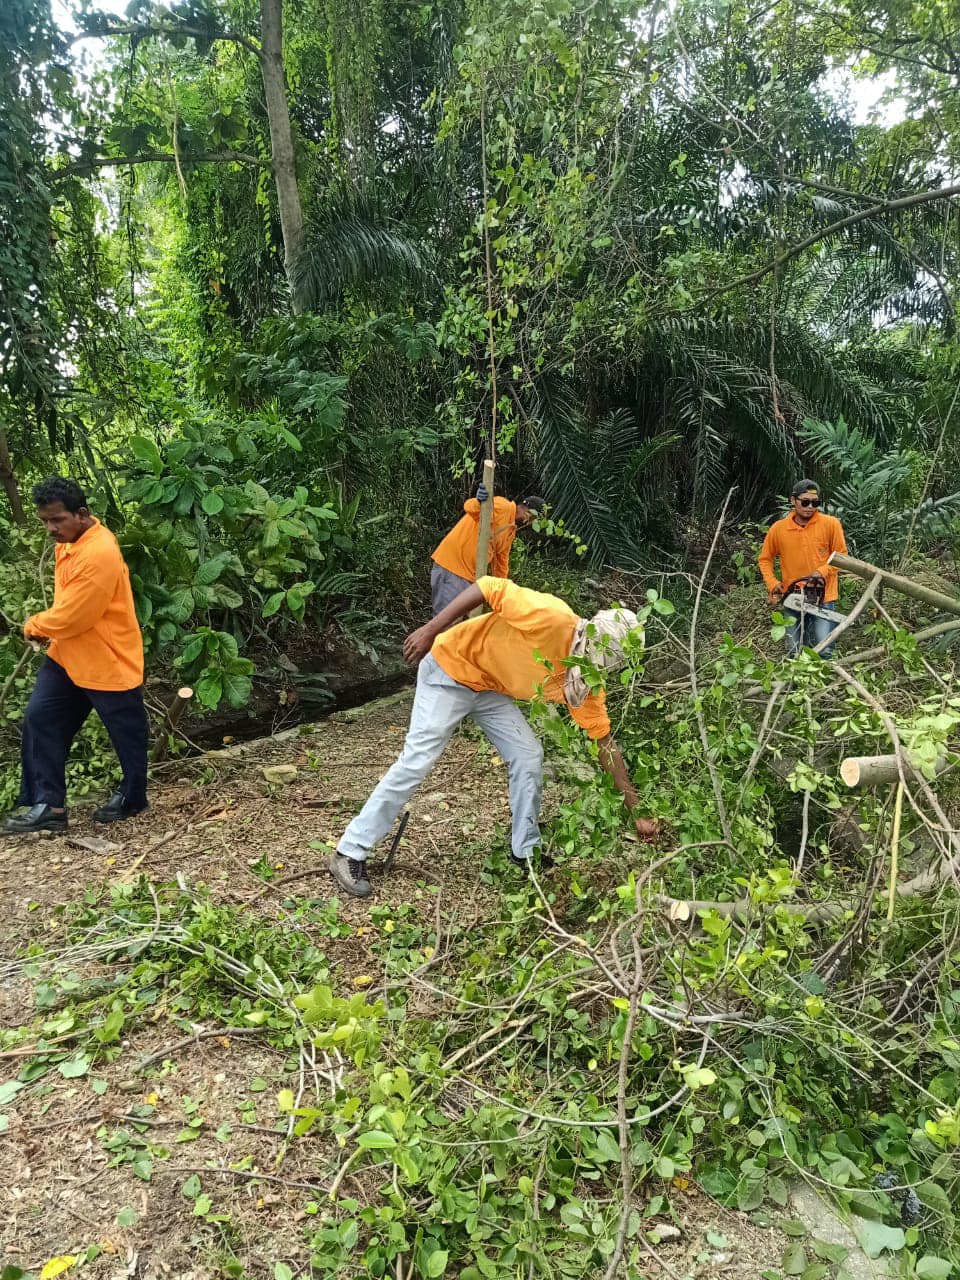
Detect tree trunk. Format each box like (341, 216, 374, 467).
(259, 0, 306, 311)
(829, 551, 960, 618)
(839, 753, 947, 789)
(0, 428, 27, 525)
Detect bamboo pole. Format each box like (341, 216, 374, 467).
(151, 686, 194, 763)
(828, 551, 960, 617)
(470, 458, 495, 618)
(839, 753, 947, 789)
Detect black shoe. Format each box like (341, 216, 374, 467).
(328, 852, 372, 898)
(3, 804, 68, 836)
(509, 851, 555, 875)
(93, 793, 148, 824)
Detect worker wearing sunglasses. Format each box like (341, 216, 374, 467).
(757, 479, 848, 657)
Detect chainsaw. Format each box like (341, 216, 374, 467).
(780, 575, 847, 624)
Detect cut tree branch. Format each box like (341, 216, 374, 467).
(829, 551, 960, 617)
(53, 151, 269, 178)
(695, 183, 960, 308)
(72, 21, 262, 62)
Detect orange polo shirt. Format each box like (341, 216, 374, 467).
(431, 497, 519, 581)
(757, 510, 847, 603)
(431, 576, 610, 740)
(24, 518, 144, 691)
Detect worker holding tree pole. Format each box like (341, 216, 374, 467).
(328, 577, 658, 898)
(429, 483, 546, 614)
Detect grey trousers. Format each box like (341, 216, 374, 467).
(337, 655, 544, 862)
(430, 564, 473, 616)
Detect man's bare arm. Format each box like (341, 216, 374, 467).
(598, 733, 658, 841)
(402, 583, 484, 664)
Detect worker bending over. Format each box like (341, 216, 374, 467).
(430, 483, 545, 614)
(329, 577, 657, 898)
(758, 478, 848, 657)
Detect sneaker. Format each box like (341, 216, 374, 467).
(3, 803, 68, 836)
(509, 851, 555, 876)
(93, 792, 149, 824)
(328, 852, 372, 898)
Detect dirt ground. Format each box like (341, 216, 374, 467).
(1, 694, 816, 1279)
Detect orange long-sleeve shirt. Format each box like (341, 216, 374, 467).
(24, 518, 144, 691)
(432, 576, 610, 740)
(757, 510, 848, 603)
(431, 497, 519, 581)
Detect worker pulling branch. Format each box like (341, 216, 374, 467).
(430, 483, 546, 614)
(328, 577, 658, 899)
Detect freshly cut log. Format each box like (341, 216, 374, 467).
(839, 753, 947, 789)
(829, 551, 960, 618)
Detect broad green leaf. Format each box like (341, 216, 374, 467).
(593, 1129, 622, 1162)
(915, 1258, 954, 1279)
(357, 1129, 397, 1149)
(857, 1220, 905, 1259)
(782, 1242, 807, 1275)
(425, 1249, 448, 1278)
(58, 1054, 90, 1079)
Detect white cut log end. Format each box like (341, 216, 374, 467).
(839, 758, 861, 788)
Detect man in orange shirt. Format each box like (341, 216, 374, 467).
(329, 576, 657, 897)
(3, 477, 149, 835)
(430, 483, 546, 614)
(757, 479, 848, 657)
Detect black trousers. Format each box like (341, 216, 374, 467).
(18, 658, 149, 809)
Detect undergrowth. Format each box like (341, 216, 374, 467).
(3, 589, 960, 1279)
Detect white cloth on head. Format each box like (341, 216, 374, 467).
(565, 607, 642, 708)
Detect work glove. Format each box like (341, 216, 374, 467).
(476, 483, 489, 504)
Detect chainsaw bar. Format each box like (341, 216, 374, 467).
(782, 592, 847, 624)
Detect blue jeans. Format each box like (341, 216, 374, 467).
(338, 654, 544, 861)
(17, 657, 149, 808)
(784, 603, 838, 658)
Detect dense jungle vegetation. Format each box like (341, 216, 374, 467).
(3, 0, 960, 1276)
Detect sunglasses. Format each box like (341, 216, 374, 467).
(797, 497, 820, 508)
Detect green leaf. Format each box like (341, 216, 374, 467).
(274, 1266, 293, 1280)
(262, 591, 285, 618)
(915, 1258, 954, 1279)
(58, 1054, 90, 1079)
(811, 1240, 848, 1264)
(194, 1194, 212, 1216)
(800, 1266, 828, 1280)
(221, 671, 252, 708)
(425, 1250, 448, 1278)
(181, 1174, 201, 1201)
(780, 1220, 808, 1237)
(201, 491, 225, 516)
(132, 1156, 153, 1181)
(129, 435, 164, 475)
(116, 1206, 138, 1228)
(593, 1129, 622, 1163)
(357, 1129, 397, 1149)
(195, 671, 224, 709)
(0, 1081, 25, 1105)
(96, 1003, 124, 1044)
(857, 1221, 905, 1259)
(782, 1242, 807, 1275)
